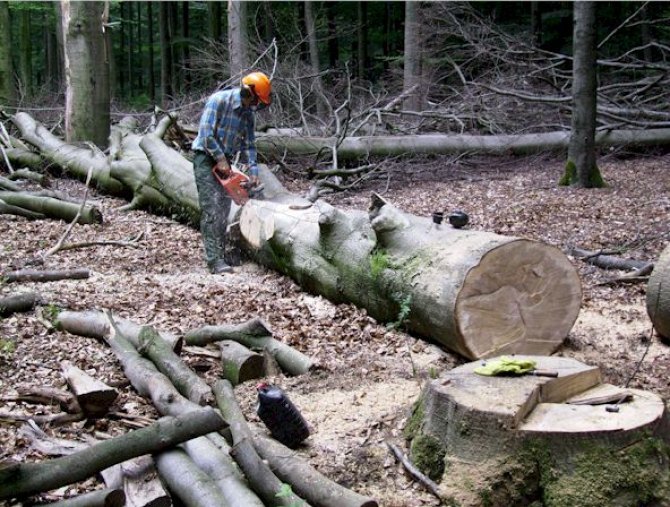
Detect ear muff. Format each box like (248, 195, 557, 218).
(240, 83, 254, 100)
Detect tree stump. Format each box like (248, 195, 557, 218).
(406, 355, 670, 506)
(647, 243, 670, 340)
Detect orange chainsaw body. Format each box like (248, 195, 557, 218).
(213, 165, 250, 205)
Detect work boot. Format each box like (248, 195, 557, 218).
(210, 260, 233, 274)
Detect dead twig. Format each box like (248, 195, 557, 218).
(386, 441, 443, 502)
(43, 165, 94, 258)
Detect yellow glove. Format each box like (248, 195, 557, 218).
(474, 357, 537, 376)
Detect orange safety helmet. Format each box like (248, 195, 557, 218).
(242, 71, 272, 105)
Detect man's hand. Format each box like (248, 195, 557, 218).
(249, 175, 260, 187)
(213, 157, 231, 177)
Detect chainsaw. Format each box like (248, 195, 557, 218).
(212, 164, 264, 205)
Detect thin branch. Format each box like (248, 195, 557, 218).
(43, 166, 94, 258)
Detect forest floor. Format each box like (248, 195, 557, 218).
(1, 151, 669, 506)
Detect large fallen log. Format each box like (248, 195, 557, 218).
(4, 269, 90, 283)
(0, 408, 225, 500)
(239, 180, 582, 359)
(255, 128, 670, 160)
(647, 243, 670, 340)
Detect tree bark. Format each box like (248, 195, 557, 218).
(254, 433, 379, 507)
(10, 113, 124, 194)
(0, 292, 37, 317)
(0, 408, 224, 500)
(239, 180, 581, 359)
(566, 1, 602, 188)
(100, 456, 170, 507)
(185, 318, 315, 376)
(402, 1, 422, 111)
(228, 0, 248, 78)
(154, 448, 232, 507)
(647, 244, 670, 340)
(62, 0, 110, 149)
(158, 2, 173, 104)
(181, 436, 265, 507)
(137, 325, 213, 405)
(0, 1, 14, 106)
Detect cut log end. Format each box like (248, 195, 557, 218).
(647, 244, 670, 340)
(456, 240, 582, 358)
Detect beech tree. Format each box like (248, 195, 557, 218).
(0, 2, 13, 107)
(403, 0, 423, 111)
(61, 0, 110, 149)
(561, 1, 605, 188)
(228, 0, 248, 78)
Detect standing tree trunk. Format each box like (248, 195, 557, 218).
(45, 5, 61, 93)
(62, 0, 110, 150)
(357, 2, 368, 80)
(228, 0, 248, 78)
(158, 2, 173, 104)
(19, 8, 32, 98)
(147, 2, 155, 103)
(326, 2, 338, 69)
(0, 1, 14, 106)
(403, 1, 422, 111)
(560, 1, 604, 188)
(304, 1, 326, 119)
(209, 2, 222, 42)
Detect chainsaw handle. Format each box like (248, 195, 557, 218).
(212, 160, 232, 179)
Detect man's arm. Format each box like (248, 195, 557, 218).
(243, 114, 259, 183)
(199, 94, 227, 163)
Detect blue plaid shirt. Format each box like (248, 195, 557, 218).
(192, 89, 258, 177)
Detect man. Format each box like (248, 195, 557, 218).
(191, 71, 272, 274)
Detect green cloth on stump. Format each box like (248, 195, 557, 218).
(474, 357, 537, 376)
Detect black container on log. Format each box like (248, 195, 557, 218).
(256, 383, 310, 448)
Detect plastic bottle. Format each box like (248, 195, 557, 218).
(256, 383, 310, 448)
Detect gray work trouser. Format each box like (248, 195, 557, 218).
(193, 151, 232, 269)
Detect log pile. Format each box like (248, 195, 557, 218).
(0, 309, 375, 506)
